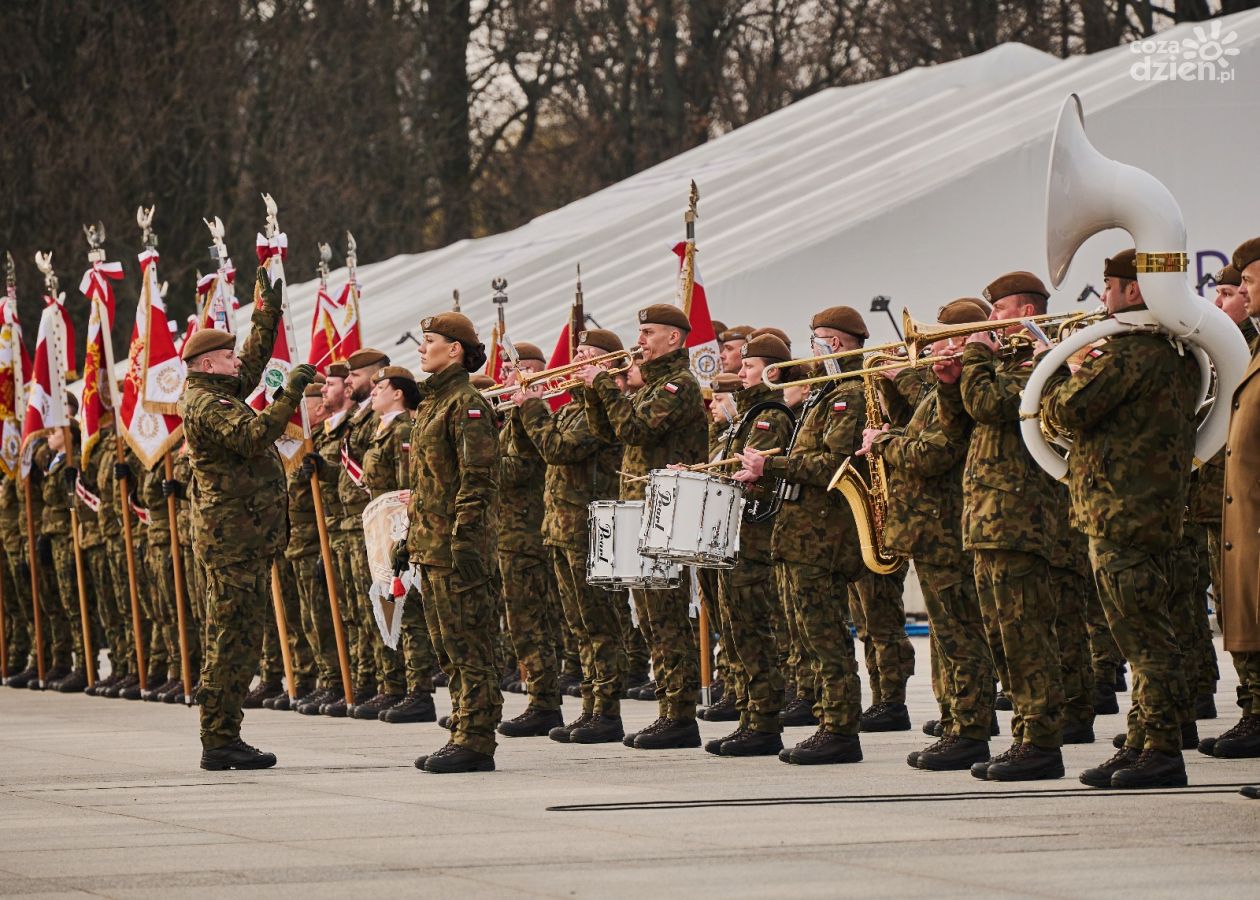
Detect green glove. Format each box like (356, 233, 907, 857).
(286, 363, 317, 396)
(452, 547, 486, 584)
(255, 265, 283, 311)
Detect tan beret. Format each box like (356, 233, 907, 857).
(811, 306, 868, 339)
(511, 341, 546, 364)
(346, 348, 390, 371)
(749, 327, 791, 349)
(637, 304, 691, 332)
(372, 365, 416, 386)
(1215, 264, 1242, 287)
(303, 380, 325, 398)
(937, 297, 992, 325)
(983, 271, 1049, 303)
(718, 325, 754, 343)
(326, 362, 349, 378)
(469, 373, 496, 390)
(1232, 238, 1260, 274)
(711, 373, 744, 394)
(741, 333, 791, 363)
(180, 328, 235, 361)
(1103, 249, 1137, 281)
(421, 312, 479, 346)
(577, 328, 624, 354)
(709, 320, 728, 339)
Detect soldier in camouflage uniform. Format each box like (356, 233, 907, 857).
(111, 445, 154, 700)
(1049, 503, 1098, 743)
(1043, 250, 1200, 789)
(737, 306, 872, 765)
(579, 304, 707, 751)
(40, 424, 89, 692)
(492, 343, 565, 737)
(140, 459, 189, 701)
(86, 417, 137, 696)
(517, 329, 627, 744)
(179, 267, 315, 770)
(172, 451, 205, 691)
(406, 312, 501, 774)
(866, 298, 997, 771)
(704, 334, 795, 757)
(936, 272, 1066, 782)
(0, 472, 34, 683)
(76, 421, 122, 695)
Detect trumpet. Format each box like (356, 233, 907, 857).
(901, 307, 1105, 358)
(761, 340, 908, 390)
(481, 347, 643, 408)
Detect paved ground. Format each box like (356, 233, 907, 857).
(2, 635, 1258, 899)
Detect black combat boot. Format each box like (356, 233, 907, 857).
(35, 666, 70, 690)
(351, 693, 404, 720)
(1195, 693, 1217, 720)
(321, 685, 371, 717)
(994, 690, 1013, 711)
(779, 697, 819, 727)
(497, 706, 564, 737)
(121, 672, 159, 701)
(550, 712, 591, 743)
(557, 672, 580, 695)
(432, 669, 450, 688)
(438, 714, 454, 730)
(88, 672, 120, 696)
(705, 727, 746, 756)
(630, 681, 658, 701)
(103, 673, 137, 698)
(634, 717, 701, 750)
(1079, 747, 1139, 788)
(569, 713, 625, 744)
(1113, 666, 1128, 693)
(380, 691, 437, 724)
(921, 719, 944, 737)
(1061, 721, 1095, 744)
(917, 736, 991, 771)
(624, 716, 666, 747)
(984, 743, 1064, 782)
(1180, 721, 1200, 750)
(699, 692, 738, 722)
(6, 666, 38, 689)
(1093, 684, 1119, 716)
(159, 680, 186, 703)
(859, 702, 911, 732)
(719, 729, 783, 758)
(142, 676, 176, 701)
(1213, 715, 1260, 758)
(784, 728, 862, 765)
(971, 741, 1020, 780)
(297, 688, 335, 716)
(1112, 732, 1128, 749)
(1110, 748, 1187, 788)
(1240, 785, 1260, 799)
(200, 739, 277, 771)
(422, 743, 495, 773)
(242, 680, 282, 709)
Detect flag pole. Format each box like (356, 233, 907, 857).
(63, 426, 95, 687)
(115, 435, 146, 691)
(162, 451, 194, 703)
(21, 476, 45, 686)
(270, 561, 296, 700)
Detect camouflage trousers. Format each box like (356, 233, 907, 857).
(631, 577, 699, 720)
(1089, 538, 1189, 754)
(1, 541, 32, 670)
(292, 552, 340, 688)
(552, 545, 624, 716)
(395, 584, 435, 693)
(1049, 565, 1096, 728)
(785, 562, 861, 734)
(102, 536, 138, 678)
(499, 549, 561, 710)
(1085, 576, 1124, 687)
(776, 561, 813, 702)
(420, 564, 502, 756)
(259, 559, 314, 690)
(49, 535, 86, 671)
(696, 567, 731, 689)
(717, 559, 784, 734)
(918, 559, 995, 742)
(84, 545, 124, 678)
(1171, 524, 1219, 698)
(973, 549, 1064, 748)
(850, 566, 915, 706)
(198, 559, 271, 749)
(330, 529, 369, 689)
(621, 590, 650, 682)
(145, 535, 183, 680)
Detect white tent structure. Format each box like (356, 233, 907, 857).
(283, 9, 1260, 358)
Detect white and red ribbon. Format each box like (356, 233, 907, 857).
(255, 231, 289, 265)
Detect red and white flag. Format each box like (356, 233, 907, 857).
(21, 293, 74, 452)
(78, 258, 125, 469)
(671, 241, 720, 389)
(307, 286, 341, 373)
(246, 225, 305, 466)
(0, 281, 30, 477)
(120, 249, 183, 469)
(196, 263, 238, 333)
(544, 323, 573, 411)
(333, 277, 363, 362)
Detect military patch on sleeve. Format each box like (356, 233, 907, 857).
(1087, 347, 1105, 359)
(217, 399, 234, 407)
(664, 382, 679, 394)
(402, 443, 411, 452)
(832, 401, 847, 413)
(468, 408, 483, 419)
(755, 421, 771, 431)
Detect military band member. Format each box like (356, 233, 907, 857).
(718, 325, 754, 375)
(737, 306, 871, 765)
(408, 312, 502, 774)
(578, 304, 707, 750)
(936, 271, 1066, 781)
(180, 267, 316, 770)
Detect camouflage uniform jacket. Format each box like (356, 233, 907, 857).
(496, 408, 545, 556)
(40, 449, 71, 537)
(0, 474, 21, 552)
(74, 446, 104, 550)
(936, 342, 1061, 560)
(727, 382, 794, 565)
(767, 358, 867, 576)
(177, 299, 300, 569)
(1043, 326, 1200, 555)
(141, 464, 171, 542)
(317, 409, 351, 529)
(90, 426, 121, 543)
(173, 451, 193, 547)
(518, 393, 620, 552)
(587, 347, 707, 501)
(872, 379, 967, 568)
(879, 367, 931, 429)
(362, 409, 412, 499)
(336, 401, 376, 532)
(405, 364, 499, 568)
(1188, 317, 1258, 524)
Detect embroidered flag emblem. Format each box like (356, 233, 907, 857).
(468, 408, 483, 419)
(664, 382, 679, 394)
(832, 401, 847, 412)
(755, 421, 771, 431)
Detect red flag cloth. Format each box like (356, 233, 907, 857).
(332, 280, 363, 362)
(246, 232, 305, 460)
(485, 323, 504, 383)
(79, 259, 124, 469)
(0, 287, 28, 476)
(120, 249, 183, 469)
(671, 241, 720, 389)
(544, 323, 572, 411)
(196, 265, 238, 333)
(307, 287, 341, 373)
(21, 297, 73, 449)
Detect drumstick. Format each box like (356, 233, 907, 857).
(618, 448, 782, 484)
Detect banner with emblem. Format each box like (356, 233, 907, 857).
(21, 291, 72, 452)
(672, 181, 719, 390)
(78, 256, 124, 469)
(361, 489, 419, 649)
(307, 285, 342, 373)
(331, 273, 363, 363)
(120, 248, 184, 469)
(197, 216, 238, 333)
(0, 257, 31, 477)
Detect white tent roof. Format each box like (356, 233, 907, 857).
(281, 9, 1260, 359)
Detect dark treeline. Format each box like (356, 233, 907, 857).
(1, 0, 1254, 367)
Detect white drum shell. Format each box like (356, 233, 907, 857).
(638, 470, 744, 568)
(587, 501, 681, 589)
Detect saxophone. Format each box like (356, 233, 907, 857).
(827, 354, 905, 575)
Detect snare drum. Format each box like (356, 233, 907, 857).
(587, 501, 682, 589)
(638, 470, 744, 568)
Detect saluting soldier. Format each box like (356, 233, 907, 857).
(407, 312, 502, 774)
(179, 267, 316, 770)
(737, 306, 871, 765)
(578, 304, 708, 751)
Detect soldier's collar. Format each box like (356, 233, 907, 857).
(425, 363, 469, 392)
(640, 346, 688, 378)
(185, 371, 241, 394)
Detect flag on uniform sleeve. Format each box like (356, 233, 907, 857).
(21, 293, 73, 451)
(119, 249, 183, 469)
(671, 241, 720, 390)
(78, 257, 125, 469)
(0, 283, 29, 477)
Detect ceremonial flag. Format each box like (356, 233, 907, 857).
(119, 249, 183, 468)
(672, 240, 720, 389)
(78, 258, 124, 468)
(196, 261, 238, 333)
(0, 277, 29, 477)
(246, 223, 304, 465)
(21, 294, 73, 451)
(307, 286, 341, 373)
(332, 277, 363, 362)
(485, 323, 505, 384)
